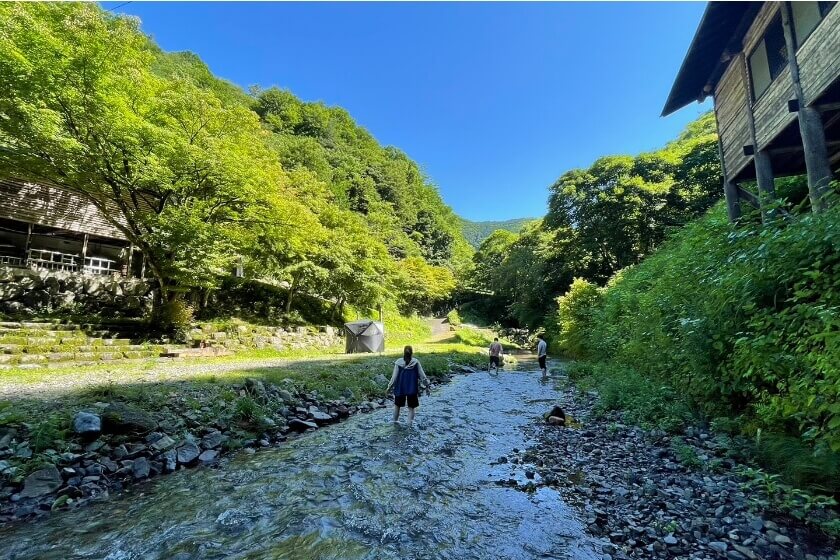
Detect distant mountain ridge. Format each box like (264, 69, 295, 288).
(459, 217, 536, 249)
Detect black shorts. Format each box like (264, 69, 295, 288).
(490, 356, 500, 366)
(395, 394, 419, 408)
(538, 355, 547, 369)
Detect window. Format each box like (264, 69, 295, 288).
(748, 13, 789, 100)
(791, 1, 836, 46)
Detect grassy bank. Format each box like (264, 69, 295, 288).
(550, 199, 840, 530)
(0, 323, 489, 497)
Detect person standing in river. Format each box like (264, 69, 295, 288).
(536, 334, 548, 379)
(386, 345, 430, 428)
(488, 337, 503, 372)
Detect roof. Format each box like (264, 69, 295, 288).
(0, 178, 128, 240)
(662, 2, 754, 116)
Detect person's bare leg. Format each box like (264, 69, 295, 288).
(393, 405, 401, 423)
(407, 407, 416, 428)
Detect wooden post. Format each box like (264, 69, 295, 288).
(140, 254, 146, 280)
(741, 53, 777, 223)
(781, 2, 834, 212)
(126, 244, 134, 277)
(713, 95, 741, 222)
(81, 233, 89, 273)
(23, 223, 32, 265)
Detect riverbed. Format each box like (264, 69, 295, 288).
(1, 361, 603, 560)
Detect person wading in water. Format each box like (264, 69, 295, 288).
(488, 337, 503, 372)
(536, 334, 548, 379)
(386, 345, 430, 427)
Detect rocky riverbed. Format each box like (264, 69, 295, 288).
(517, 377, 839, 560)
(0, 376, 400, 524)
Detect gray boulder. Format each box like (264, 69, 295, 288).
(102, 403, 157, 434)
(288, 419, 318, 432)
(20, 466, 62, 498)
(72, 412, 102, 437)
(176, 442, 200, 465)
(131, 457, 150, 479)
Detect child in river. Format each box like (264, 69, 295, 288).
(386, 345, 430, 427)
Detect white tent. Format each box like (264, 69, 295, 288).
(344, 320, 385, 353)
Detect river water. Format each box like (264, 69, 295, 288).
(1, 359, 602, 560)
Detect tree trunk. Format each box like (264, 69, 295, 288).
(285, 273, 300, 314)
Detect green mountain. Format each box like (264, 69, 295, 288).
(459, 217, 536, 249)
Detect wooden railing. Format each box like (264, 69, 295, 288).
(1, 249, 122, 276)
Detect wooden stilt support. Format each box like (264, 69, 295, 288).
(781, 2, 834, 212)
(713, 96, 741, 222)
(23, 223, 32, 265)
(81, 233, 89, 273)
(740, 53, 777, 223)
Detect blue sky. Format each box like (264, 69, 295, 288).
(104, 1, 711, 222)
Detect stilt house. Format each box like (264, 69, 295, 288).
(0, 179, 142, 277)
(664, 1, 839, 221)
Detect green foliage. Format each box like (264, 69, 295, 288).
(446, 309, 462, 326)
(462, 113, 721, 329)
(563, 196, 840, 491)
(568, 362, 693, 433)
(459, 218, 536, 249)
(739, 466, 838, 526)
(554, 278, 603, 358)
(0, 3, 469, 326)
(670, 437, 703, 469)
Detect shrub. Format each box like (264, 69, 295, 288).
(564, 198, 840, 490)
(554, 278, 602, 358)
(446, 308, 462, 326)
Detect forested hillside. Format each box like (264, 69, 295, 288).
(0, 3, 470, 326)
(462, 113, 721, 327)
(459, 217, 535, 249)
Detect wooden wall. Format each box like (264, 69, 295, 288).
(753, 66, 796, 149)
(715, 60, 752, 179)
(797, 4, 840, 105)
(0, 179, 127, 241)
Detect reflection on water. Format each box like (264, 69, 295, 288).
(0, 362, 602, 560)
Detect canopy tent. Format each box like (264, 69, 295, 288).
(344, 320, 385, 354)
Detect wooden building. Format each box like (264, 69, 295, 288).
(0, 178, 141, 277)
(664, 1, 839, 221)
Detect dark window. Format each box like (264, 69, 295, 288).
(792, 1, 836, 46)
(748, 13, 789, 100)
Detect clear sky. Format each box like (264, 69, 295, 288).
(104, 1, 712, 222)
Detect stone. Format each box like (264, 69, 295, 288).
(709, 541, 728, 553)
(310, 410, 333, 425)
(176, 442, 200, 465)
(288, 419, 318, 432)
(160, 449, 177, 473)
(131, 457, 150, 479)
(20, 466, 62, 498)
(663, 535, 678, 545)
(72, 412, 102, 437)
(150, 435, 176, 452)
(102, 403, 157, 434)
(198, 449, 218, 463)
(201, 430, 225, 449)
(547, 416, 565, 426)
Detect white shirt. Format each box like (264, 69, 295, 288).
(537, 339, 547, 357)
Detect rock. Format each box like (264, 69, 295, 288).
(709, 541, 728, 553)
(310, 411, 333, 425)
(150, 435, 176, 452)
(20, 466, 62, 498)
(102, 403, 157, 434)
(72, 412, 102, 437)
(198, 450, 218, 463)
(176, 442, 200, 465)
(131, 457, 150, 479)
(288, 419, 318, 432)
(663, 535, 678, 545)
(201, 430, 225, 449)
(278, 389, 295, 403)
(547, 416, 565, 426)
(160, 449, 177, 473)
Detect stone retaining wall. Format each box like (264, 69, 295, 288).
(187, 323, 343, 352)
(0, 267, 153, 318)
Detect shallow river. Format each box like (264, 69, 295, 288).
(1, 360, 602, 560)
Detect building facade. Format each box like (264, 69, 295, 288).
(0, 178, 142, 277)
(664, 1, 839, 221)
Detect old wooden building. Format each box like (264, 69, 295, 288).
(0, 178, 141, 277)
(664, 1, 839, 221)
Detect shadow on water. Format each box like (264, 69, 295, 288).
(0, 361, 603, 560)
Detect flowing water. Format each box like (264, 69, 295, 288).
(0, 360, 602, 560)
